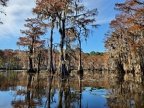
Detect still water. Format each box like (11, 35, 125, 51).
(0, 71, 143, 108)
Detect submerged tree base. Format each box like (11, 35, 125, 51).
(27, 68, 37, 73)
(77, 69, 83, 76)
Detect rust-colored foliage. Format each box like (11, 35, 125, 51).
(17, 18, 45, 48)
(17, 18, 46, 71)
(105, 0, 144, 74)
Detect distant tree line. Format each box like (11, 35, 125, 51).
(85, 51, 104, 56)
(0, 49, 21, 70)
(0, 49, 108, 71)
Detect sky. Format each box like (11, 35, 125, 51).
(0, 0, 125, 53)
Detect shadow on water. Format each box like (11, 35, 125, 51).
(0, 70, 144, 107)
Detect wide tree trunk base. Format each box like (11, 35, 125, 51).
(27, 68, 37, 73)
(61, 64, 69, 76)
(77, 69, 83, 76)
(67, 68, 71, 74)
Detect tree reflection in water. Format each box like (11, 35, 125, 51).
(57, 76, 76, 108)
(107, 73, 144, 108)
(44, 75, 54, 108)
(12, 72, 40, 108)
(0, 70, 144, 107)
(78, 73, 83, 108)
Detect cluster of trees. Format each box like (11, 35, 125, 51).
(0, 49, 21, 70)
(16, 0, 98, 76)
(105, 0, 144, 76)
(0, 49, 107, 71)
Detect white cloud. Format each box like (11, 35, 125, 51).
(0, 0, 36, 40)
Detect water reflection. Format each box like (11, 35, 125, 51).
(107, 73, 144, 108)
(1, 70, 143, 107)
(12, 73, 40, 108)
(78, 74, 83, 108)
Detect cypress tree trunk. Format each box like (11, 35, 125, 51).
(29, 56, 33, 71)
(48, 21, 55, 74)
(27, 74, 33, 88)
(37, 51, 41, 73)
(77, 38, 83, 75)
(59, 19, 68, 76)
(28, 47, 35, 72)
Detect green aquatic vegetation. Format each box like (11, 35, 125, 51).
(102, 94, 110, 98)
(89, 86, 105, 92)
(97, 86, 105, 89)
(89, 87, 96, 92)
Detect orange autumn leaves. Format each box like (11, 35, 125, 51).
(105, 0, 144, 73)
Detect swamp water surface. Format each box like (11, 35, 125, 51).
(0, 71, 143, 108)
